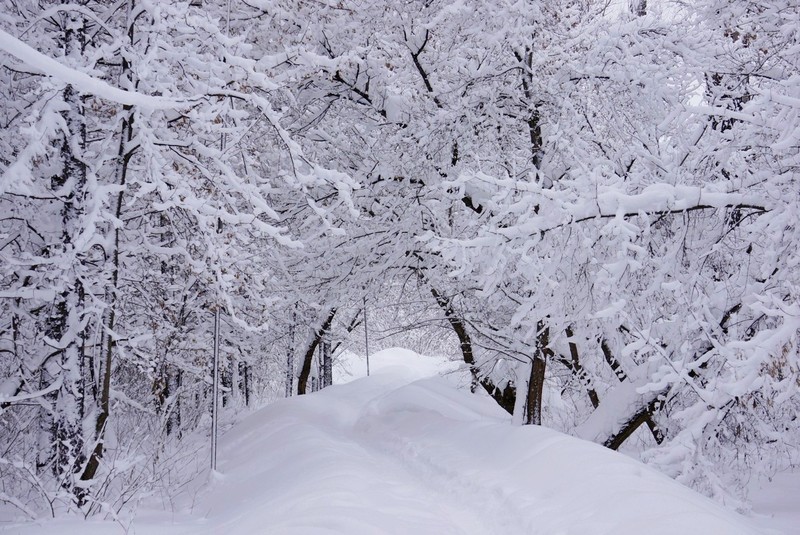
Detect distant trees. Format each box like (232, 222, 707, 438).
(1, 0, 797, 516)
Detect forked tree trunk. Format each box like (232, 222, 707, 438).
(600, 337, 664, 446)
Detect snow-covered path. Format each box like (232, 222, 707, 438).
(2, 350, 771, 534)
(181, 350, 763, 535)
(206, 373, 503, 534)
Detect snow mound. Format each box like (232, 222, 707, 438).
(3, 349, 767, 534)
(200, 350, 763, 535)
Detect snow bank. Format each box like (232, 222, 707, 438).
(2, 349, 767, 534)
(201, 352, 763, 534)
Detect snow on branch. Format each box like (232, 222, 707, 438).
(497, 184, 769, 239)
(0, 377, 62, 405)
(0, 29, 187, 109)
(568, 184, 768, 222)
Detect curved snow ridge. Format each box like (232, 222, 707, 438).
(203, 370, 765, 535)
(202, 373, 497, 534)
(357, 378, 764, 535)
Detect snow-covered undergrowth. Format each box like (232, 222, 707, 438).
(1, 350, 773, 534)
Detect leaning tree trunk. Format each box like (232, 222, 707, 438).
(297, 309, 336, 395)
(426, 281, 516, 415)
(600, 337, 664, 445)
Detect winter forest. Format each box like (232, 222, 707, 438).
(0, 0, 799, 531)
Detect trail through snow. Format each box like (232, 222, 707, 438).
(1, 349, 774, 534)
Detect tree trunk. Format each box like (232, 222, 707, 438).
(80, 0, 138, 489)
(600, 337, 664, 446)
(427, 282, 516, 415)
(297, 309, 336, 395)
(524, 323, 549, 425)
(565, 327, 599, 408)
(603, 394, 665, 450)
(321, 339, 332, 388)
(239, 362, 250, 407)
(46, 9, 90, 505)
(285, 319, 295, 397)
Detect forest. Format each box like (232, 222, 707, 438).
(0, 0, 798, 522)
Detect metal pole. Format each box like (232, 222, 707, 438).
(363, 297, 370, 377)
(211, 306, 220, 471)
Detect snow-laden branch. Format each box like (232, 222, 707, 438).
(496, 184, 768, 239)
(0, 29, 187, 109)
(568, 184, 767, 222)
(0, 377, 62, 404)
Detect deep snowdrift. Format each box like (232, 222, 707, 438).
(2, 349, 767, 534)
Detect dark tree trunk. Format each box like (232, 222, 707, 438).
(427, 282, 516, 415)
(239, 362, 250, 407)
(80, 0, 138, 489)
(297, 309, 336, 395)
(603, 394, 666, 450)
(524, 323, 550, 425)
(600, 337, 664, 446)
(285, 319, 295, 397)
(565, 327, 600, 409)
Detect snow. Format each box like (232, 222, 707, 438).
(333, 348, 464, 384)
(0, 349, 776, 534)
(0, 30, 185, 109)
(749, 470, 800, 535)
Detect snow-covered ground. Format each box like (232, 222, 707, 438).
(1, 349, 789, 534)
(749, 470, 800, 535)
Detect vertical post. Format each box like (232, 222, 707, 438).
(363, 297, 370, 377)
(211, 306, 220, 471)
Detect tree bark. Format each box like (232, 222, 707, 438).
(47, 9, 90, 505)
(565, 327, 599, 408)
(603, 394, 665, 450)
(285, 319, 295, 397)
(297, 309, 336, 395)
(524, 323, 550, 425)
(321, 339, 332, 388)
